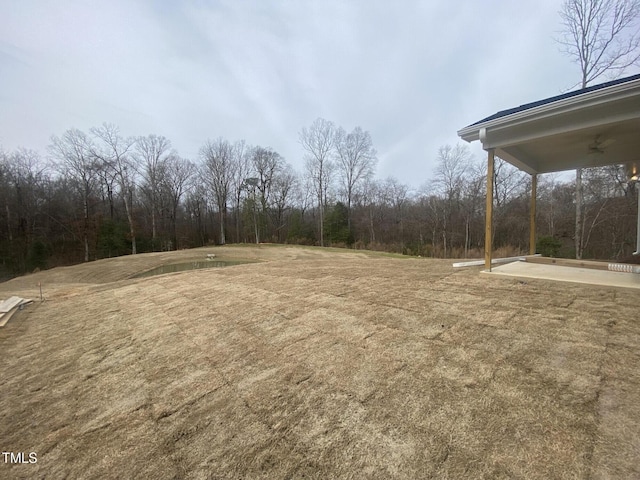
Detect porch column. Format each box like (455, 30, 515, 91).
(530, 173, 537, 255)
(485, 149, 495, 270)
(635, 182, 640, 255)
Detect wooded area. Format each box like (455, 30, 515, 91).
(0, 119, 638, 279)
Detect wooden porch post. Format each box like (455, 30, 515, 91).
(485, 149, 495, 270)
(530, 173, 537, 255)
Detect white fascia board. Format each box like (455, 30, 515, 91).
(483, 108, 640, 150)
(457, 79, 640, 144)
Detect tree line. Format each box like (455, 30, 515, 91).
(0, 118, 638, 279)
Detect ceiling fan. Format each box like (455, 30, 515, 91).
(588, 135, 616, 154)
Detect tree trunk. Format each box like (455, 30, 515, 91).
(432, 228, 437, 257)
(6, 204, 12, 243)
(123, 190, 137, 255)
(235, 194, 241, 244)
(219, 209, 226, 245)
(465, 218, 470, 258)
(443, 230, 447, 258)
(151, 201, 157, 249)
(347, 188, 352, 233)
(172, 204, 178, 251)
(369, 207, 375, 243)
(253, 201, 259, 244)
(108, 185, 114, 219)
(319, 202, 324, 247)
(83, 194, 89, 262)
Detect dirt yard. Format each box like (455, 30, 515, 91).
(0, 245, 638, 479)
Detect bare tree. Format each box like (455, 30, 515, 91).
(134, 134, 173, 249)
(94, 158, 117, 220)
(271, 164, 297, 242)
(335, 126, 377, 232)
(361, 178, 384, 244)
(580, 165, 629, 255)
(200, 138, 235, 245)
(252, 147, 282, 208)
(2, 149, 49, 270)
(420, 191, 443, 255)
(90, 123, 138, 254)
(184, 179, 209, 246)
(50, 129, 97, 261)
(384, 177, 409, 248)
(300, 118, 336, 246)
(0, 149, 10, 245)
(431, 144, 468, 257)
(291, 174, 315, 228)
(162, 155, 194, 250)
(493, 158, 529, 250)
(493, 158, 528, 210)
(231, 140, 251, 243)
(461, 160, 486, 258)
(559, 0, 640, 87)
(557, 0, 640, 258)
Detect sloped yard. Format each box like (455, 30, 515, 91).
(0, 245, 638, 479)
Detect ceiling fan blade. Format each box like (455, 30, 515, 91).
(599, 138, 616, 149)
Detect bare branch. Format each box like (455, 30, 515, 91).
(557, 0, 640, 87)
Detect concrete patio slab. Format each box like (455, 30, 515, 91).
(484, 260, 640, 290)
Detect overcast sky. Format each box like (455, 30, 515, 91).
(2, 1, 638, 188)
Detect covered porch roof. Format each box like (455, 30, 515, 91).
(457, 73, 640, 175)
(457, 73, 640, 270)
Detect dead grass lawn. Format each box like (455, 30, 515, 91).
(0, 245, 638, 479)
